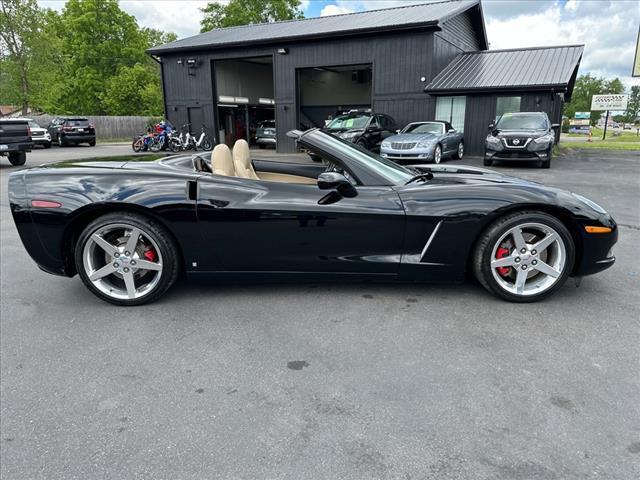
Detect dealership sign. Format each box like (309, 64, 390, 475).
(574, 111, 591, 119)
(591, 94, 628, 111)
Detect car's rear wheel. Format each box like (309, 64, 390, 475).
(8, 151, 26, 166)
(75, 213, 180, 306)
(454, 141, 464, 159)
(433, 144, 442, 164)
(473, 211, 574, 302)
(89, 139, 96, 147)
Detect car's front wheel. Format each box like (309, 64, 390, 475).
(433, 144, 442, 164)
(473, 211, 574, 302)
(75, 212, 180, 306)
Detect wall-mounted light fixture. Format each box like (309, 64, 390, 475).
(176, 58, 184, 65)
(420, 76, 426, 82)
(186, 58, 198, 67)
(277, 48, 288, 55)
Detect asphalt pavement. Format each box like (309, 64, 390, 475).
(1, 145, 639, 479)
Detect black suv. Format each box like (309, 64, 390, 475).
(48, 117, 96, 147)
(323, 111, 397, 152)
(484, 112, 559, 168)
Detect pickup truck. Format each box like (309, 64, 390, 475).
(0, 119, 33, 166)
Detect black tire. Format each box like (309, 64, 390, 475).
(74, 212, 180, 306)
(132, 139, 143, 153)
(473, 211, 575, 302)
(89, 139, 96, 147)
(454, 141, 464, 159)
(201, 139, 213, 151)
(44, 142, 52, 149)
(356, 138, 368, 150)
(168, 139, 181, 153)
(8, 151, 26, 166)
(483, 157, 493, 166)
(58, 135, 66, 147)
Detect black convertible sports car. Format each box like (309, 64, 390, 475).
(9, 129, 617, 306)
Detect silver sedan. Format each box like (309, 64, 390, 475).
(380, 121, 464, 164)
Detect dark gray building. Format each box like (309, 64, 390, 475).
(148, 0, 583, 155)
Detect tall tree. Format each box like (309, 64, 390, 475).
(564, 74, 626, 125)
(626, 86, 640, 123)
(0, 0, 55, 114)
(200, 0, 304, 32)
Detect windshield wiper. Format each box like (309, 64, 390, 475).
(405, 172, 434, 185)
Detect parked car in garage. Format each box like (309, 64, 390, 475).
(47, 117, 96, 147)
(0, 118, 33, 165)
(484, 112, 558, 169)
(20, 118, 51, 148)
(255, 120, 276, 148)
(380, 121, 464, 164)
(323, 111, 397, 152)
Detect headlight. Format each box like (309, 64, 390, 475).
(533, 134, 553, 144)
(417, 140, 435, 148)
(381, 141, 391, 149)
(572, 193, 607, 214)
(486, 135, 501, 145)
(341, 131, 359, 139)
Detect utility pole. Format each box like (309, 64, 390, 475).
(602, 110, 609, 140)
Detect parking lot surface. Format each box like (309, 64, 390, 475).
(1, 146, 639, 479)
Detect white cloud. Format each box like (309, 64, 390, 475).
(320, 4, 355, 17)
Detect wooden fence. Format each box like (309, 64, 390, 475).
(29, 115, 155, 140)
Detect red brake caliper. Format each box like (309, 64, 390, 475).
(143, 248, 157, 262)
(495, 247, 511, 277)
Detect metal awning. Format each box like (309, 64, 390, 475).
(425, 45, 584, 99)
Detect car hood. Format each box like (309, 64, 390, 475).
(491, 129, 547, 138)
(385, 133, 438, 144)
(406, 164, 544, 188)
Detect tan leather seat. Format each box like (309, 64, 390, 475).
(211, 144, 235, 176)
(232, 139, 259, 180)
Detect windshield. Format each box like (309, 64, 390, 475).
(305, 130, 414, 185)
(402, 122, 443, 134)
(27, 120, 41, 129)
(496, 114, 548, 130)
(326, 114, 369, 130)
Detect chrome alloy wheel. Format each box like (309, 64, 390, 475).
(489, 222, 567, 296)
(457, 142, 464, 159)
(82, 223, 163, 300)
(434, 145, 442, 164)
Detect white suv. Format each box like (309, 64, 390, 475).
(19, 118, 51, 148)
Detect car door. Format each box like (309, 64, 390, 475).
(194, 171, 405, 276)
(364, 116, 382, 150)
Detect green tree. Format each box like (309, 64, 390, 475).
(101, 63, 163, 116)
(625, 85, 639, 123)
(564, 74, 627, 126)
(200, 0, 304, 32)
(0, 0, 60, 114)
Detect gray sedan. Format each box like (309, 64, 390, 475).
(380, 121, 464, 164)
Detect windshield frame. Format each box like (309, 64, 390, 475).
(297, 129, 414, 186)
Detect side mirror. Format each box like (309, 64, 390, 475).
(447, 129, 456, 134)
(396, 129, 401, 134)
(317, 172, 357, 198)
(551, 123, 560, 129)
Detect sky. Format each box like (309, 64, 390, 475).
(38, 0, 640, 89)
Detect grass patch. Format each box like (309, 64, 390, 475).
(558, 142, 640, 151)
